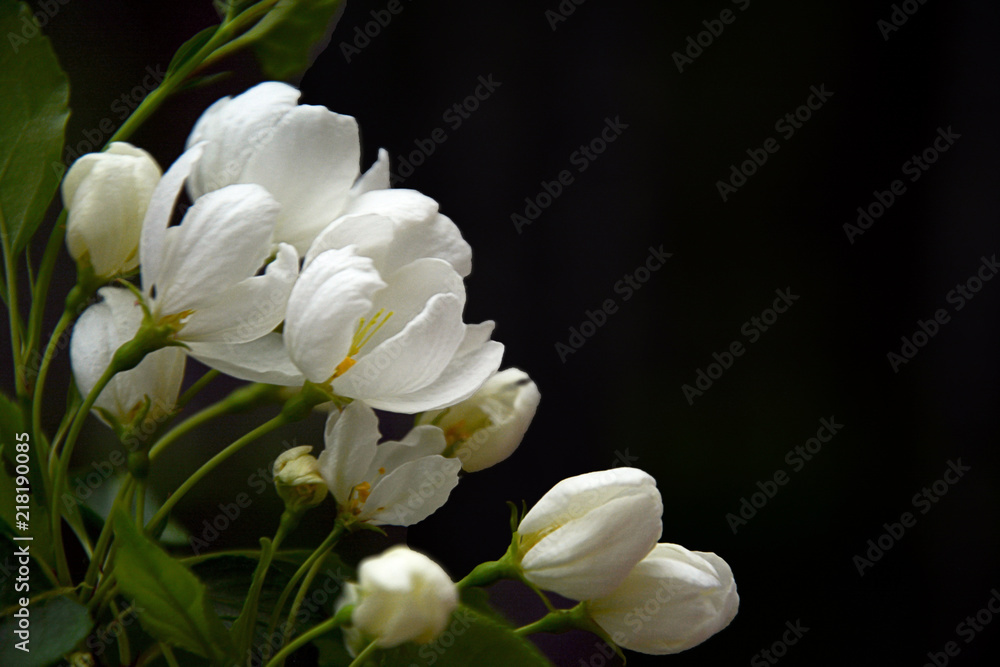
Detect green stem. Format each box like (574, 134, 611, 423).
(1, 207, 27, 398)
(179, 548, 312, 567)
(281, 541, 331, 642)
(264, 604, 355, 667)
(30, 305, 73, 474)
(83, 477, 136, 591)
(108, 599, 133, 665)
(347, 638, 380, 667)
(144, 413, 289, 533)
(514, 603, 589, 637)
(232, 510, 300, 655)
(175, 368, 219, 410)
(161, 644, 181, 667)
(148, 382, 279, 462)
(266, 522, 346, 640)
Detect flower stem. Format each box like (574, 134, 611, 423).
(144, 413, 290, 534)
(266, 522, 346, 641)
(514, 603, 589, 637)
(264, 604, 355, 667)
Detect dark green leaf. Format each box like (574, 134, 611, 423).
(0, 595, 91, 666)
(0, 0, 70, 253)
(167, 25, 219, 76)
(111, 511, 237, 664)
(251, 0, 345, 80)
(378, 604, 554, 667)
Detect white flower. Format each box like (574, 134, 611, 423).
(338, 545, 458, 649)
(417, 368, 540, 472)
(586, 544, 739, 655)
(317, 401, 460, 526)
(516, 468, 663, 601)
(273, 446, 328, 509)
(70, 287, 185, 425)
(62, 142, 161, 278)
(138, 144, 298, 350)
(185, 81, 389, 254)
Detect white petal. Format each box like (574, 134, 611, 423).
(333, 293, 466, 408)
(362, 258, 466, 349)
(350, 147, 390, 197)
(303, 213, 393, 268)
(141, 144, 204, 294)
(284, 248, 386, 383)
(317, 402, 380, 505)
(345, 189, 472, 276)
(186, 82, 301, 199)
(363, 456, 461, 526)
(364, 323, 504, 414)
(241, 106, 361, 253)
(178, 243, 298, 343)
(186, 334, 304, 386)
(153, 184, 279, 316)
(367, 426, 448, 479)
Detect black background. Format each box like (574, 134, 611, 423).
(15, 0, 1000, 665)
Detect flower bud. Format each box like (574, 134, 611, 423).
(62, 142, 161, 278)
(586, 544, 739, 655)
(273, 446, 328, 510)
(516, 468, 663, 601)
(70, 287, 185, 428)
(338, 545, 458, 649)
(417, 368, 540, 472)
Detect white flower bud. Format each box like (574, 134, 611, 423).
(417, 368, 540, 472)
(339, 545, 458, 649)
(586, 544, 739, 655)
(69, 287, 185, 427)
(62, 142, 161, 278)
(516, 468, 663, 601)
(273, 446, 328, 509)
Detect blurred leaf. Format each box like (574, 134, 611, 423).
(111, 511, 236, 663)
(378, 604, 554, 667)
(166, 25, 218, 76)
(0, 0, 70, 253)
(251, 0, 345, 80)
(0, 595, 91, 666)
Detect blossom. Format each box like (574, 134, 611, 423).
(337, 545, 458, 649)
(185, 81, 389, 254)
(70, 287, 185, 426)
(138, 144, 298, 351)
(516, 468, 663, 601)
(586, 544, 739, 654)
(417, 368, 540, 472)
(272, 446, 328, 510)
(316, 401, 460, 526)
(62, 142, 161, 278)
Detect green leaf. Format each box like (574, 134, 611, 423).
(251, 0, 345, 80)
(0, 0, 70, 253)
(0, 595, 91, 666)
(111, 511, 237, 664)
(167, 25, 219, 76)
(378, 604, 554, 667)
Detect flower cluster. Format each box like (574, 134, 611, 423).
(63, 81, 736, 662)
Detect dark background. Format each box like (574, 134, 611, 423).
(16, 0, 1000, 665)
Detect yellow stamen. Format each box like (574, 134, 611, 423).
(329, 310, 395, 381)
